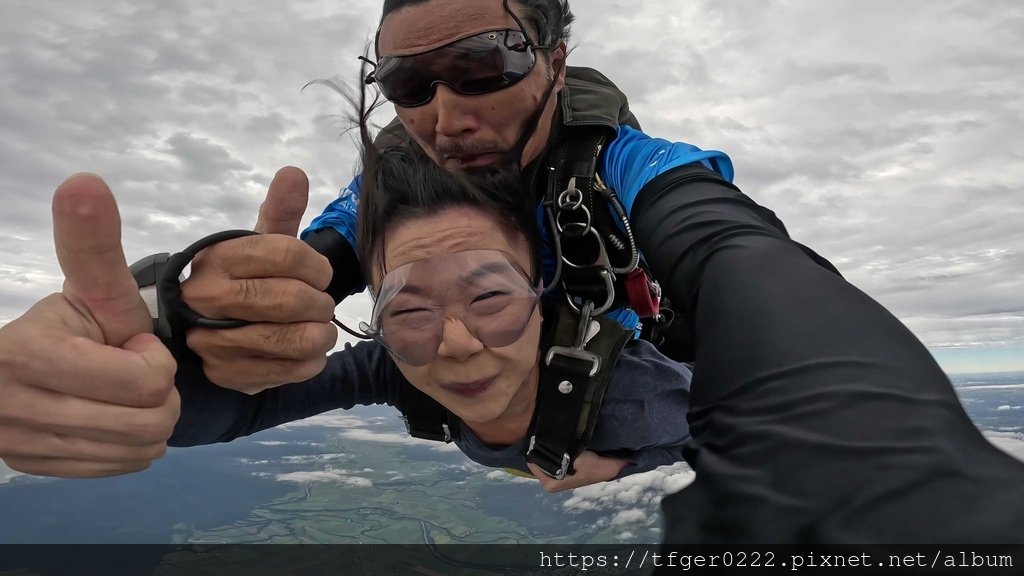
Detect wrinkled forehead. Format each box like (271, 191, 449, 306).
(375, 250, 533, 303)
(378, 0, 526, 56)
(375, 206, 533, 291)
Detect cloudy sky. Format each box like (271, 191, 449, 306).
(1, 0, 1022, 373)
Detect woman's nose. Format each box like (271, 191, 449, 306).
(435, 316, 485, 360)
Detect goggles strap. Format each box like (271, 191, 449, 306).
(502, 0, 554, 50)
(526, 300, 633, 480)
(143, 229, 260, 341)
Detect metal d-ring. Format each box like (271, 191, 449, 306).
(565, 270, 616, 316)
(560, 226, 611, 270)
(556, 207, 592, 237)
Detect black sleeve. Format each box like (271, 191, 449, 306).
(168, 340, 401, 447)
(631, 164, 1024, 543)
(302, 227, 365, 303)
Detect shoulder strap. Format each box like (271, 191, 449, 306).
(542, 126, 641, 314)
(398, 378, 460, 443)
(525, 300, 633, 479)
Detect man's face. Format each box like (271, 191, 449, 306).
(377, 0, 567, 171)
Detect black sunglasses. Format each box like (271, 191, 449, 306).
(363, 30, 545, 108)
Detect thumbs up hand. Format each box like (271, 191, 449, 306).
(0, 174, 180, 478)
(181, 167, 338, 393)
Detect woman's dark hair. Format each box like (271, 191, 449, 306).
(378, 0, 574, 50)
(352, 85, 541, 290)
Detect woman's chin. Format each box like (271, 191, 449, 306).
(448, 398, 507, 427)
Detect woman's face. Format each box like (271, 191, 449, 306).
(374, 206, 542, 427)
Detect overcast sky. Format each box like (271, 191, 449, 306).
(1, 0, 1022, 373)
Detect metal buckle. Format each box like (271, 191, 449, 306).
(544, 346, 601, 377)
(544, 300, 602, 376)
(526, 436, 572, 480)
(400, 416, 453, 443)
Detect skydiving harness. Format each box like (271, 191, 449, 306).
(399, 127, 674, 480)
(128, 88, 677, 480)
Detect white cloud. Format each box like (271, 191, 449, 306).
(276, 412, 384, 430)
(0, 461, 23, 484)
(232, 458, 271, 465)
(984, 431, 1024, 462)
(337, 428, 463, 452)
(258, 408, 466, 451)
(610, 509, 650, 526)
(275, 470, 373, 486)
(280, 453, 350, 464)
(1, 0, 1021, 366)
(485, 469, 537, 483)
(563, 462, 695, 514)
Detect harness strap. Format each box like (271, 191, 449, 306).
(398, 380, 459, 443)
(544, 127, 637, 310)
(544, 126, 661, 319)
(525, 301, 633, 480)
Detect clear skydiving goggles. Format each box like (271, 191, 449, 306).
(362, 29, 546, 108)
(358, 250, 544, 366)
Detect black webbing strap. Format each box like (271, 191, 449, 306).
(545, 126, 634, 301)
(526, 301, 633, 480)
(544, 126, 650, 318)
(398, 380, 460, 443)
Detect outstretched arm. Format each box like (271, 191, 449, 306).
(169, 340, 400, 446)
(631, 163, 1024, 543)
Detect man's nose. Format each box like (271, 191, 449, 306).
(432, 85, 479, 137)
(436, 316, 484, 361)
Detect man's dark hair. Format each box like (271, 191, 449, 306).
(379, 0, 575, 47)
(352, 87, 541, 289)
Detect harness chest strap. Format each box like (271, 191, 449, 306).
(544, 127, 631, 302)
(525, 302, 633, 480)
(541, 126, 670, 321)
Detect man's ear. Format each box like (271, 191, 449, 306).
(551, 41, 568, 92)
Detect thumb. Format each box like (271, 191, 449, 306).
(52, 174, 153, 347)
(254, 166, 310, 236)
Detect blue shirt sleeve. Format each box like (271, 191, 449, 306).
(599, 125, 734, 217)
(300, 174, 362, 249)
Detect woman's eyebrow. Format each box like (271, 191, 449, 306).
(458, 261, 515, 285)
(392, 283, 428, 297)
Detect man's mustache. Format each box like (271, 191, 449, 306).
(436, 139, 506, 157)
